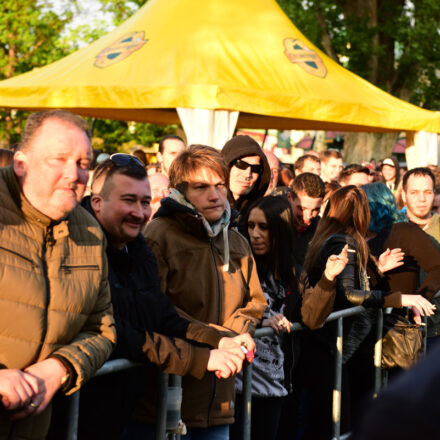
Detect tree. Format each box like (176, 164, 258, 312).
(276, 0, 440, 162)
(0, 0, 73, 146)
(66, 0, 176, 152)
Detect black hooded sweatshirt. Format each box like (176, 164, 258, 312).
(221, 135, 271, 229)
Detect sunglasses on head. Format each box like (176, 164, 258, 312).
(233, 159, 263, 175)
(109, 153, 144, 168)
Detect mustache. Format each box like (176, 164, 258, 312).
(123, 216, 144, 225)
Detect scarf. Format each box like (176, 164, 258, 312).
(169, 188, 231, 272)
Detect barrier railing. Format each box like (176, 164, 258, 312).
(65, 298, 436, 440)
(241, 306, 385, 440)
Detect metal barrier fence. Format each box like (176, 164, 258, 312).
(65, 301, 433, 440)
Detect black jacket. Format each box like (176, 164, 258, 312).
(81, 196, 222, 370)
(306, 233, 393, 362)
(72, 197, 223, 440)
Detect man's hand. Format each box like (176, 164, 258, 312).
(207, 349, 244, 379)
(378, 248, 405, 273)
(11, 358, 67, 420)
(218, 333, 256, 353)
(0, 369, 43, 411)
(324, 244, 349, 282)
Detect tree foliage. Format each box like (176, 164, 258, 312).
(276, 0, 440, 162)
(0, 0, 73, 146)
(277, 0, 440, 109)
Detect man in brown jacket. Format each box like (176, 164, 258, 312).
(129, 145, 266, 439)
(0, 110, 116, 440)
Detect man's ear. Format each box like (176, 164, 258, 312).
(90, 194, 103, 214)
(13, 150, 27, 178)
(401, 190, 407, 205)
(156, 152, 162, 164)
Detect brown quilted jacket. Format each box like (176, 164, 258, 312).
(0, 166, 116, 440)
(133, 199, 267, 428)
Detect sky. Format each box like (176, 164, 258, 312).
(49, 0, 117, 45)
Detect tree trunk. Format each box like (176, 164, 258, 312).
(343, 132, 398, 163)
(313, 130, 327, 152)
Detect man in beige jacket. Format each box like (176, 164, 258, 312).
(0, 110, 116, 440)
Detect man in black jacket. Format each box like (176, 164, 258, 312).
(75, 154, 253, 440)
(286, 172, 325, 266)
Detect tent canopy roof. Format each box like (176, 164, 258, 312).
(0, 0, 438, 133)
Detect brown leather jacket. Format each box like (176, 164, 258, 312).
(133, 198, 267, 427)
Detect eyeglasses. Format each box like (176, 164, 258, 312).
(233, 159, 264, 175)
(110, 153, 144, 168)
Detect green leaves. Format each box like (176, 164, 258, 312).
(276, 0, 440, 109)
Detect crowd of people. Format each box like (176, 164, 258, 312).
(0, 110, 439, 440)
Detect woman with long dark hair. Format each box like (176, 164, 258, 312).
(231, 195, 349, 440)
(300, 185, 434, 439)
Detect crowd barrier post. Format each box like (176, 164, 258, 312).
(156, 372, 169, 440)
(242, 359, 253, 440)
(332, 317, 343, 440)
(65, 392, 80, 440)
(373, 309, 383, 398)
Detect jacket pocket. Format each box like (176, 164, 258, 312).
(0, 245, 37, 269)
(60, 264, 100, 273)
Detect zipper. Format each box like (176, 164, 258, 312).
(207, 239, 222, 424)
(61, 264, 99, 273)
(33, 228, 53, 363)
(0, 245, 37, 269)
(206, 374, 217, 426)
(209, 239, 222, 325)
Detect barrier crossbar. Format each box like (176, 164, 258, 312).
(65, 296, 438, 440)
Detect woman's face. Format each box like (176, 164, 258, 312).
(247, 207, 270, 255)
(381, 164, 396, 182)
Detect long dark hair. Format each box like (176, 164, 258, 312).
(245, 196, 296, 287)
(304, 186, 371, 273)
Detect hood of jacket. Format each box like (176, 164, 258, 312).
(221, 135, 271, 216)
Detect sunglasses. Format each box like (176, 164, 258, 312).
(233, 159, 263, 175)
(109, 153, 144, 168)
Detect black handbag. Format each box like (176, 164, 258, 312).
(381, 313, 423, 369)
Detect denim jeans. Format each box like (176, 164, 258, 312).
(122, 422, 229, 440)
(181, 425, 229, 440)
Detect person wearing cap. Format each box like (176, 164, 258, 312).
(381, 157, 400, 193)
(221, 135, 271, 230)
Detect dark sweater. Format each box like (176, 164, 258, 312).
(368, 222, 440, 300)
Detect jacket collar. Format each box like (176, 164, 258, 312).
(4, 165, 68, 232)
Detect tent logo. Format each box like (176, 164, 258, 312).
(283, 38, 327, 78)
(95, 32, 148, 68)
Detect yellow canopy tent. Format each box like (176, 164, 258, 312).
(0, 0, 438, 154)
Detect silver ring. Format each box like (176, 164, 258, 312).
(29, 402, 37, 408)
